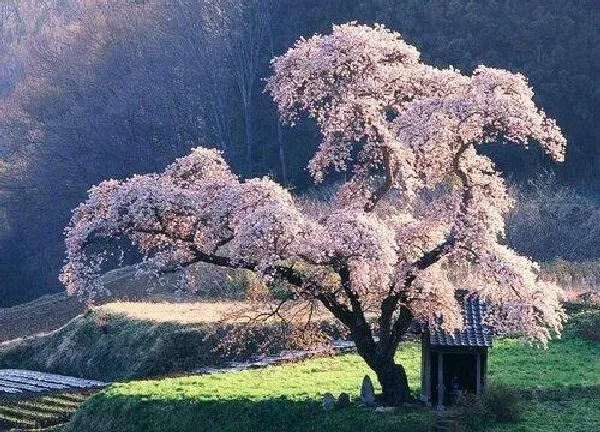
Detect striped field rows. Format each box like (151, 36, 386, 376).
(0, 392, 90, 430)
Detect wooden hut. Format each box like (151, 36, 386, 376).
(419, 294, 492, 408)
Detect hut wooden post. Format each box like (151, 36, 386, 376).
(421, 332, 431, 404)
(437, 351, 444, 410)
(476, 352, 482, 394)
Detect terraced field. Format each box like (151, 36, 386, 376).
(0, 392, 91, 430)
(0, 370, 107, 430)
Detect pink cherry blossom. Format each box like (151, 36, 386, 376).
(62, 23, 567, 404)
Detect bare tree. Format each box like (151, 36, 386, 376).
(205, 0, 274, 176)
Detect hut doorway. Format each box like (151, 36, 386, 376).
(429, 351, 481, 407)
(445, 353, 477, 396)
(431, 352, 479, 406)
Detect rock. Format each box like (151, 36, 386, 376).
(338, 392, 351, 408)
(375, 406, 395, 413)
(322, 392, 335, 411)
(360, 375, 377, 407)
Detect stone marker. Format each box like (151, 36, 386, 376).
(360, 375, 376, 407)
(338, 392, 351, 408)
(375, 406, 395, 413)
(322, 392, 335, 411)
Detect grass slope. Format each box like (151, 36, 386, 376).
(64, 325, 600, 432)
(1, 315, 197, 381)
(0, 313, 326, 381)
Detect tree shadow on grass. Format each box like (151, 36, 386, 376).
(64, 393, 436, 432)
(62, 384, 600, 432)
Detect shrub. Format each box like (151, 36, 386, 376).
(454, 392, 488, 431)
(540, 259, 600, 296)
(507, 173, 600, 262)
(455, 383, 522, 430)
(568, 310, 600, 342)
(480, 383, 522, 423)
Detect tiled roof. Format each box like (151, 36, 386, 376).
(429, 296, 492, 348)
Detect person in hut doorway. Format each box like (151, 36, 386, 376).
(451, 374, 461, 404)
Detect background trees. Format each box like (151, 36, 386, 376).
(0, 0, 598, 306)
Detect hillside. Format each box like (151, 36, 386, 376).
(0, 262, 246, 343)
(0, 294, 82, 343)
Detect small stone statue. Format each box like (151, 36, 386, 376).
(322, 392, 335, 411)
(360, 375, 377, 407)
(338, 392, 351, 408)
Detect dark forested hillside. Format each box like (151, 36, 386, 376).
(0, 0, 598, 306)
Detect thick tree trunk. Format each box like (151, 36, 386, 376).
(322, 265, 413, 406)
(350, 320, 411, 406)
(374, 361, 410, 406)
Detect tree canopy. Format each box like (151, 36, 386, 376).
(61, 23, 566, 404)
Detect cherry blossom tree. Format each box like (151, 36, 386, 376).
(61, 23, 567, 405)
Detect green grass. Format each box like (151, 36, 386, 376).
(96, 344, 421, 401)
(65, 344, 434, 432)
(488, 337, 600, 389)
(489, 398, 600, 432)
(63, 325, 600, 432)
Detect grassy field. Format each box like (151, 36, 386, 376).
(96, 300, 332, 324)
(62, 317, 600, 432)
(97, 301, 256, 324)
(64, 343, 435, 432)
(487, 337, 600, 389)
